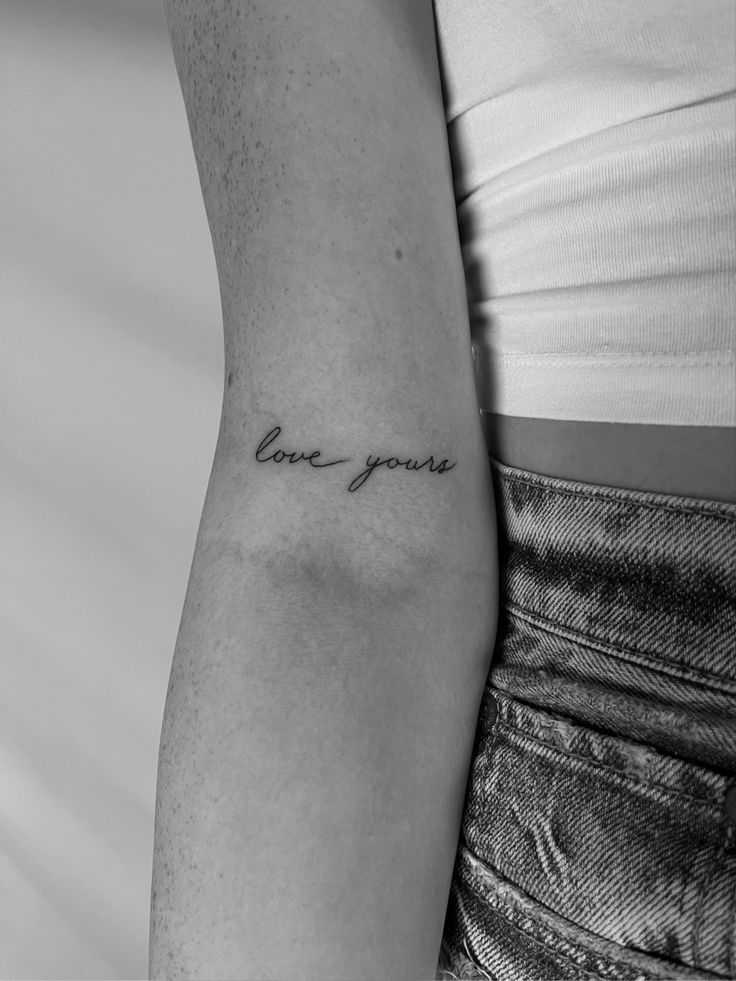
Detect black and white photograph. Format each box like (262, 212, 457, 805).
(2, 2, 735, 979)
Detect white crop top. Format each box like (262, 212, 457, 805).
(432, 0, 736, 426)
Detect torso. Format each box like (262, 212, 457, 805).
(484, 415, 736, 505)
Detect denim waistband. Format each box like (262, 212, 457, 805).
(486, 456, 736, 774)
(439, 458, 736, 980)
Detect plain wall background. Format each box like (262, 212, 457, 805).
(1, 2, 223, 976)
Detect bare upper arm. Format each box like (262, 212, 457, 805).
(163, 0, 495, 585)
(154, 5, 500, 978)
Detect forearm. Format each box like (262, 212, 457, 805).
(151, 0, 500, 975)
(149, 453, 497, 981)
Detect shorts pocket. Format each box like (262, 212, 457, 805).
(439, 689, 736, 980)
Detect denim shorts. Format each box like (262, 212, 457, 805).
(437, 456, 736, 980)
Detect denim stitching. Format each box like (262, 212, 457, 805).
(456, 877, 613, 981)
(459, 849, 684, 979)
(496, 469, 736, 523)
(497, 716, 723, 810)
(691, 829, 719, 969)
(693, 824, 736, 973)
(503, 601, 736, 694)
(464, 905, 604, 980)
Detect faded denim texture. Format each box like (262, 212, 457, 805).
(437, 457, 736, 980)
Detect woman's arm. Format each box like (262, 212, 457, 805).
(149, 2, 499, 978)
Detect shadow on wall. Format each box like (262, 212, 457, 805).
(2, 1, 223, 978)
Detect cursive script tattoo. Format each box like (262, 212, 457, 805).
(255, 426, 351, 468)
(346, 453, 456, 492)
(254, 425, 456, 493)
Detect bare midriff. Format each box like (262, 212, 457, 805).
(483, 414, 736, 505)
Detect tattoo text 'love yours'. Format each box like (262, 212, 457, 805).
(255, 426, 456, 493)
